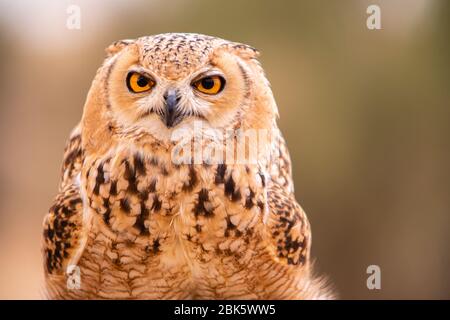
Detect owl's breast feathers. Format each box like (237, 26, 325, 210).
(43, 125, 332, 299)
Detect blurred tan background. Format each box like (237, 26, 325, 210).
(0, 0, 449, 299)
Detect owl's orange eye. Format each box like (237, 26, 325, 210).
(126, 72, 155, 93)
(193, 75, 225, 95)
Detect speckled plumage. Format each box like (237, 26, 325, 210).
(42, 33, 332, 299)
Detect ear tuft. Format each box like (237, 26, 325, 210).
(221, 42, 260, 60)
(105, 39, 135, 57)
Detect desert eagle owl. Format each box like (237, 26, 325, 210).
(42, 33, 332, 299)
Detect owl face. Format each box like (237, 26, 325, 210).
(105, 34, 260, 142)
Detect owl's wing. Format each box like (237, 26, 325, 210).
(42, 124, 84, 296)
(265, 131, 310, 266)
(263, 131, 333, 299)
(268, 131, 294, 194)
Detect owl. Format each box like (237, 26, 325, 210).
(42, 33, 332, 299)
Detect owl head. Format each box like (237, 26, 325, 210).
(81, 33, 278, 154)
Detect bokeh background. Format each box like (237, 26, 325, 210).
(0, 0, 448, 299)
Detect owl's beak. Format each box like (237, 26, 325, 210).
(163, 89, 180, 128)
